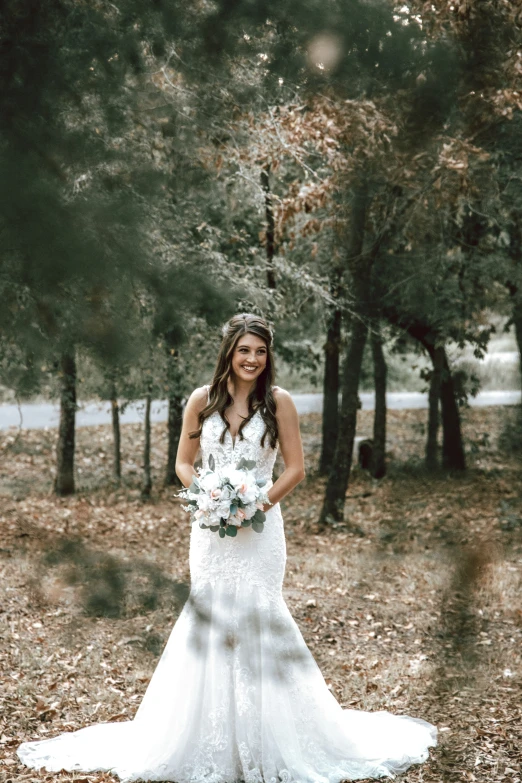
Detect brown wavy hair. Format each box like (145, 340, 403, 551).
(190, 313, 278, 449)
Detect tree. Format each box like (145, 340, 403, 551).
(54, 349, 77, 495)
(320, 182, 370, 524)
(370, 323, 387, 479)
(0, 0, 245, 493)
(0, 0, 171, 493)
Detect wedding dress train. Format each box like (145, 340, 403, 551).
(18, 401, 437, 781)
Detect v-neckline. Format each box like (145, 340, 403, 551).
(227, 409, 259, 450)
(204, 386, 261, 450)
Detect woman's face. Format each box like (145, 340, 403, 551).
(230, 332, 268, 385)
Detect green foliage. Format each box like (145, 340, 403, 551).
(0, 0, 237, 403)
(1, 0, 521, 413)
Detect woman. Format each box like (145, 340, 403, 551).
(18, 313, 437, 782)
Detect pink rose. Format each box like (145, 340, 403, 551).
(210, 488, 222, 500)
(236, 508, 246, 521)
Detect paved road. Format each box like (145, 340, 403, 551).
(0, 390, 520, 431)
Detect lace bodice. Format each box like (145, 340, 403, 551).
(199, 409, 278, 484)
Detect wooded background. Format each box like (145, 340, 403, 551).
(1, 0, 522, 518)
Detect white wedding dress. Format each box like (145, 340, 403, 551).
(18, 399, 437, 782)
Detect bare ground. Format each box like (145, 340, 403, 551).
(1, 405, 521, 783)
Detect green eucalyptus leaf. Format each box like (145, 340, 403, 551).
(230, 504, 237, 516)
(209, 525, 220, 532)
(225, 525, 237, 537)
(241, 519, 252, 527)
(188, 480, 200, 494)
(219, 527, 226, 538)
(252, 509, 266, 525)
(236, 457, 256, 470)
(252, 520, 264, 533)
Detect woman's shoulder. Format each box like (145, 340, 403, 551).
(191, 384, 210, 400)
(187, 385, 210, 411)
(271, 386, 295, 410)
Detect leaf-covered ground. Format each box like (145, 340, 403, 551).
(1, 405, 522, 783)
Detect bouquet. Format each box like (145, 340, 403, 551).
(178, 454, 270, 538)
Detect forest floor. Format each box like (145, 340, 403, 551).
(1, 405, 522, 783)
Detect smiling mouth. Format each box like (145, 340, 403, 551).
(241, 365, 258, 373)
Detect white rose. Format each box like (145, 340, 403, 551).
(217, 500, 232, 519)
(243, 503, 257, 520)
(197, 494, 212, 512)
(222, 468, 244, 488)
(238, 485, 257, 504)
(199, 471, 220, 492)
(219, 485, 233, 501)
(227, 515, 242, 528)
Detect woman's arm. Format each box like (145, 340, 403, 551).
(263, 387, 305, 510)
(175, 386, 208, 488)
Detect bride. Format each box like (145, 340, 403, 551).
(18, 313, 437, 782)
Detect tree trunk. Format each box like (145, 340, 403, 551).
(54, 349, 76, 496)
(166, 392, 183, 487)
(422, 341, 465, 471)
(440, 349, 466, 470)
(319, 307, 342, 475)
(320, 315, 368, 524)
(426, 345, 443, 470)
(397, 318, 465, 471)
(260, 164, 277, 290)
(110, 376, 121, 484)
(165, 349, 183, 487)
(319, 183, 369, 525)
(512, 294, 522, 391)
(382, 314, 466, 473)
(141, 385, 152, 500)
(371, 326, 387, 479)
